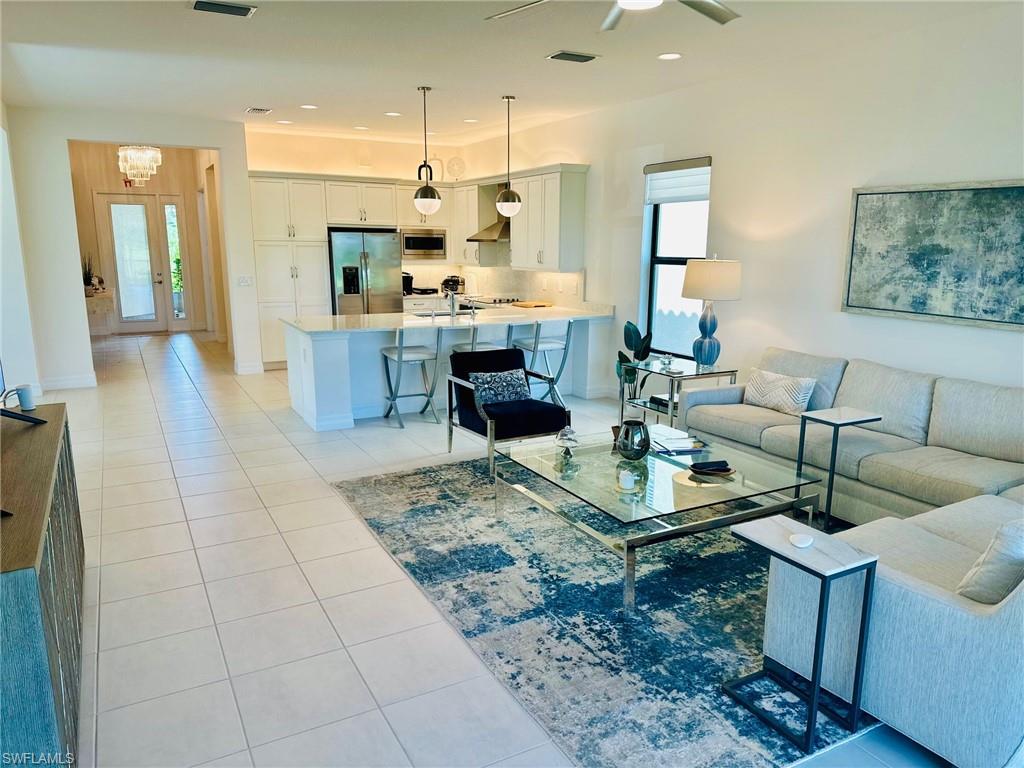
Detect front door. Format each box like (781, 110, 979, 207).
(95, 192, 189, 334)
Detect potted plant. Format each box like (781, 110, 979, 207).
(82, 257, 95, 297)
(614, 321, 652, 436)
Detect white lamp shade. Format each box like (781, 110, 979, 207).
(681, 259, 741, 301)
(495, 187, 522, 217)
(413, 185, 442, 215)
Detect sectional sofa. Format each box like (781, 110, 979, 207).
(678, 348, 1024, 767)
(679, 347, 1024, 526)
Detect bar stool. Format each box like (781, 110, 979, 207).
(511, 320, 574, 403)
(382, 328, 442, 428)
(450, 325, 505, 353)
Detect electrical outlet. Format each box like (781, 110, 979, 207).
(571, 278, 578, 296)
(237, 275, 254, 287)
(557, 278, 564, 293)
(541, 277, 550, 291)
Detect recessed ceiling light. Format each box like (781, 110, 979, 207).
(353, 126, 370, 131)
(463, 118, 479, 124)
(275, 120, 294, 124)
(658, 52, 682, 60)
(299, 104, 318, 110)
(384, 112, 402, 117)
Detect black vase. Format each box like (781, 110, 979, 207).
(616, 419, 650, 460)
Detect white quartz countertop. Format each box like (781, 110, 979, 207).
(281, 304, 615, 335)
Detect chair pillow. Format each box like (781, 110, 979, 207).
(743, 367, 817, 416)
(469, 369, 532, 421)
(956, 519, 1024, 604)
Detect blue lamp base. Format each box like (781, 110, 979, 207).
(692, 301, 721, 367)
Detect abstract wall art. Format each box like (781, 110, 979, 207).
(843, 180, 1024, 330)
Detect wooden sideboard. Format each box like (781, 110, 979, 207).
(0, 404, 84, 760)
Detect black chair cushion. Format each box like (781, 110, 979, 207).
(481, 399, 570, 440)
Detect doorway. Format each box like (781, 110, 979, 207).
(94, 191, 192, 334)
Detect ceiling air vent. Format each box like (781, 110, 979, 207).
(193, 1, 257, 18)
(245, 107, 273, 115)
(547, 50, 598, 63)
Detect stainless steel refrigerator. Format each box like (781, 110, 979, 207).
(328, 229, 403, 315)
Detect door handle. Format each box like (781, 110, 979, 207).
(153, 279, 163, 285)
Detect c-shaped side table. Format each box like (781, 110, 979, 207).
(796, 407, 882, 531)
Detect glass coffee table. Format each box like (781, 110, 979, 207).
(494, 431, 820, 613)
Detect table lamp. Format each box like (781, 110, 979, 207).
(681, 256, 741, 367)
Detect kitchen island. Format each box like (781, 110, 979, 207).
(281, 304, 615, 431)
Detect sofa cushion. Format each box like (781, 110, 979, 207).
(685, 404, 798, 447)
(743, 368, 816, 415)
(759, 347, 848, 411)
(906, 495, 1024, 553)
(760, 423, 919, 480)
(999, 484, 1024, 504)
(831, 359, 937, 444)
(955, 519, 1024, 605)
(928, 377, 1024, 463)
(837, 516, 981, 591)
(481, 399, 569, 440)
(859, 446, 1024, 507)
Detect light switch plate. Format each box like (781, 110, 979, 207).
(237, 275, 254, 287)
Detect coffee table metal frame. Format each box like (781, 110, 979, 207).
(493, 452, 820, 614)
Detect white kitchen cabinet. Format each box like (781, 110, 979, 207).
(397, 184, 451, 228)
(250, 178, 327, 242)
(327, 181, 397, 225)
(403, 296, 446, 312)
(508, 170, 585, 272)
(451, 185, 479, 264)
(254, 241, 330, 362)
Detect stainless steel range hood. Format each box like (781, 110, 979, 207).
(467, 217, 510, 243)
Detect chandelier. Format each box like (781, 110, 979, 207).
(117, 145, 162, 186)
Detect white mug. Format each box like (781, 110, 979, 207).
(15, 385, 35, 411)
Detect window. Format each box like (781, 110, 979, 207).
(644, 158, 711, 357)
(163, 203, 186, 319)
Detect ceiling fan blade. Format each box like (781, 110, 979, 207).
(600, 3, 624, 31)
(678, 0, 740, 24)
(485, 0, 552, 21)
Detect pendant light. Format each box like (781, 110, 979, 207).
(413, 86, 442, 216)
(495, 95, 522, 218)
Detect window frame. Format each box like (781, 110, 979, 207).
(645, 202, 705, 360)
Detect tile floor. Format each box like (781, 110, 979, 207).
(54, 333, 948, 767)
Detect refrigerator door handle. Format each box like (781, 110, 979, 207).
(360, 251, 370, 314)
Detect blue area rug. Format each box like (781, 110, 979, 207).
(335, 459, 861, 768)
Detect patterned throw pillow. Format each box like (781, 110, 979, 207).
(743, 367, 816, 416)
(956, 519, 1024, 604)
(469, 369, 532, 421)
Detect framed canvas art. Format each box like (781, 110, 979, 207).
(842, 180, 1024, 330)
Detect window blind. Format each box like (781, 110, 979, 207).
(643, 156, 711, 205)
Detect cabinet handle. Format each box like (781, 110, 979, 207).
(536, 250, 542, 264)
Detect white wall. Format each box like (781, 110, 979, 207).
(462, 3, 1024, 389)
(5, 106, 263, 386)
(0, 109, 41, 394)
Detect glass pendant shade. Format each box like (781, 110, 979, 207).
(413, 184, 442, 215)
(495, 187, 522, 218)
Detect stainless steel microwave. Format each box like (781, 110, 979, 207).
(400, 229, 446, 260)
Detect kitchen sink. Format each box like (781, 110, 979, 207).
(410, 309, 478, 317)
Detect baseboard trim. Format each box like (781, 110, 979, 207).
(582, 384, 617, 400)
(312, 414, 356, 431)
(41, 373, 97, 391)
(234, 361, 265, 375)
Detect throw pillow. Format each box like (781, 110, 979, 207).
(743, 367, 817, 416)
(956, 519, 1024, 604)
(469, 369, 532, 421)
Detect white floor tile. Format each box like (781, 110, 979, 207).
(250, 710, 411, 768)
(322, 580, 442, 647)
(173, 453, 243, 478)
(103, 462, 174, 488)
(232, 650, 376, 747)
(96, 680, 246, 768)
(300, 548, 405, 599)
(218, 602, 342, 676)
(164, 428, 224, 446)
(245, 461, 319, 486)
(84, 537, 100, 568)
(97, 626, 227, 711)
(228, 433, 292, 453)
(100, 550, 203, 603)
(101, 498, 185, 534)
(100, 522, 194, 565)
(383, 676, 548, 768)
(80, 510, 101, 538)
(102, 479, 180, 509)
(198, 534, 295, 581)
(177, 469, 252, 497)
(184, 487, 265, 520)
(348, 622, 485, 706)
(234, 446, 305, 469)
(167, 439, 232, 461)
(205, 564, 316, 623)
(189, 509, 278, 548)
(99, 584, 213, 650)
(489, 742, 574, 767)
(283, 519, 378, 561)
(266, 497, 356, 532)
(256, 477, 338, 507)
(196, 750, 254, 767)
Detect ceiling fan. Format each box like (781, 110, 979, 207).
(486, 0, 740, 31)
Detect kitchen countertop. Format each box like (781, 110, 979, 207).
(281, 303, 615, 335)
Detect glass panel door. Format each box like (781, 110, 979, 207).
(111, 203, 157, 321)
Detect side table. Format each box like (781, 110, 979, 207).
(796, 407, 882, 530)
(619, 358, 738, 430)
(722, 515, 877, 753)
